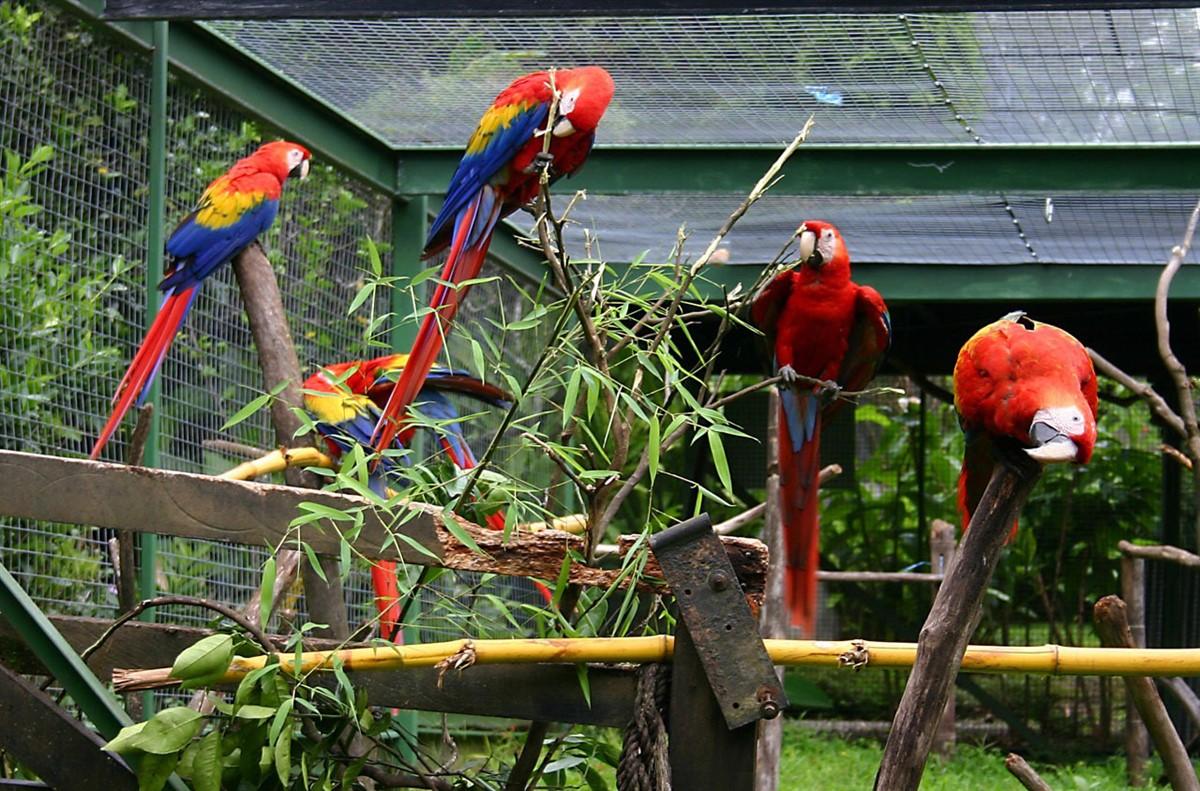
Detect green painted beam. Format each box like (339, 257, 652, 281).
(397, 145, 1200, 197)
(56, 0, 398, 195)
(612, 262, 1200, 302)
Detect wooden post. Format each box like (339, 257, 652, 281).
(1094, 596, 1199, 791)
(1120, 555, 1150, 786)
(756, 390, 785, 791)
(232, 243, 348, 639)
(875, 447, 1041, 790)
(669, 623, 758, 791)
(929, 519, 957, 758)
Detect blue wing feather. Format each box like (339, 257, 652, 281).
(161, 199, 278, 291)
(426, 103, 548, 249)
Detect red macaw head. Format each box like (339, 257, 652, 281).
(795, 220, 851, 278)
(551, 66, 615, 138)
(247, 140, 312, 182)
(954, 312, 1098, 465)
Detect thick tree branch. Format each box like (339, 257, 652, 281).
(1088, 347, 1185, 437)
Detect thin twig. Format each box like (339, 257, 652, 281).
(521, 432, 590, 494)
(81, 595, 278, 664)
(1088, 347, 1185, 437)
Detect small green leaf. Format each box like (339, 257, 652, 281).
(575, 663, 592, 709)
(233, 704, 278, 720)
(708, 429, 733, 495)
(562, 367, 582, 426)
(190, 729, 223, 791)
(171, 634, 234, 686)
(647, 413, 661, 483)
(103, 721, 148, 754)
(268, 698, 294, 746)
(221, 391, 272, 431)
(364, 235, 382, 277)
(258, 555, 276, 629)
(346, 280, 377, 315)
(136, 707, 203, 755)
(273, 725, 292, 786)
(138, 751, 179, 791)
(441, 509, 486, 556)
(469, 337, 486, 380)
(301, 541, 328, 581)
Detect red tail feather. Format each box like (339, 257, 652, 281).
(90, 286, 196, 460)
(372, 202, 496, 459)
(371, 561, 403, 643)
(778, 407, 822, 635)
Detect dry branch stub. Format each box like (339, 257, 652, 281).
(874, 446, 1042, 791)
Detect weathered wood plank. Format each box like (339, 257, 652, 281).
(0, 662, 137, 791)
(0, 451, 767, 597)
(0, 449, 441, 563)
(0, 615, 634, 727)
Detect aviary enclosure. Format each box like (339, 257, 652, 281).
(3, 0, 1200, 789)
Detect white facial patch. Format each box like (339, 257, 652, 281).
(558, 87, 581, 115)
(816, 229, 837, 263)
(1024, 406, 1087, 463)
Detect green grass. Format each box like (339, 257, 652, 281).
(779, 725, 1155, 790)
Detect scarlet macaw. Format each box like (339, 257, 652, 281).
(91, 141, 312, 459)
(751, 220, 891, 634)
(371, 66, 615, 455)
(303, 353, 510, 641)
(953, 312, 1098, 534)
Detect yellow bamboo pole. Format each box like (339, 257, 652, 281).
(111, 636, 1200, 692)
(220, 447, 335, 481)
(220, 451, 586, 535)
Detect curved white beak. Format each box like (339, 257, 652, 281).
(1024, 406, 1085, 463)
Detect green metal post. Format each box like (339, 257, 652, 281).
(138, 19, 169, 716)
(390, 195, 427, 755)
(390, 196, 428, 351)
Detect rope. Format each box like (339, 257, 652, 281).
(618, 663, 671, 791)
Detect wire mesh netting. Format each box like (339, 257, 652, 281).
(0, 3, 548, 639)
(554, 191, 1200, 266)
(206, 10, 1200, 148)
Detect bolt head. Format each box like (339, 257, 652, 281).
(760, 700, 782, 719)
(709, 572, 730, 592)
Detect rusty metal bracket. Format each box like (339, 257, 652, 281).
(650, 513, 787, 729)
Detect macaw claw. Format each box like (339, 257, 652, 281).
(777, 364, 799, 384)
(523, 151, 556, 174)
(816, 379, 842, 404)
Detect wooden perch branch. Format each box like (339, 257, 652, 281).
(233, 242, 347, 638)
(1093, 595, 1199, 791)
(875, 445, 1042, 791)
(1154, 200, 1200, 457)
(1087, 347, 1185, 437)
(1118, 539, 1200, 569)
(1004, 754, 1051, 791)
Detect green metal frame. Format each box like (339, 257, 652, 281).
(58, 0, 398, 194)
(649, 262, 1200, 302)
(395, 144, 1200, 197)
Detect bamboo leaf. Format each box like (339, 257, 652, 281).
(648, 413, 661, 483)
(220, 391, 272, 431)
(258, 555, 276, 629)
(562, 367, 582, 426)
